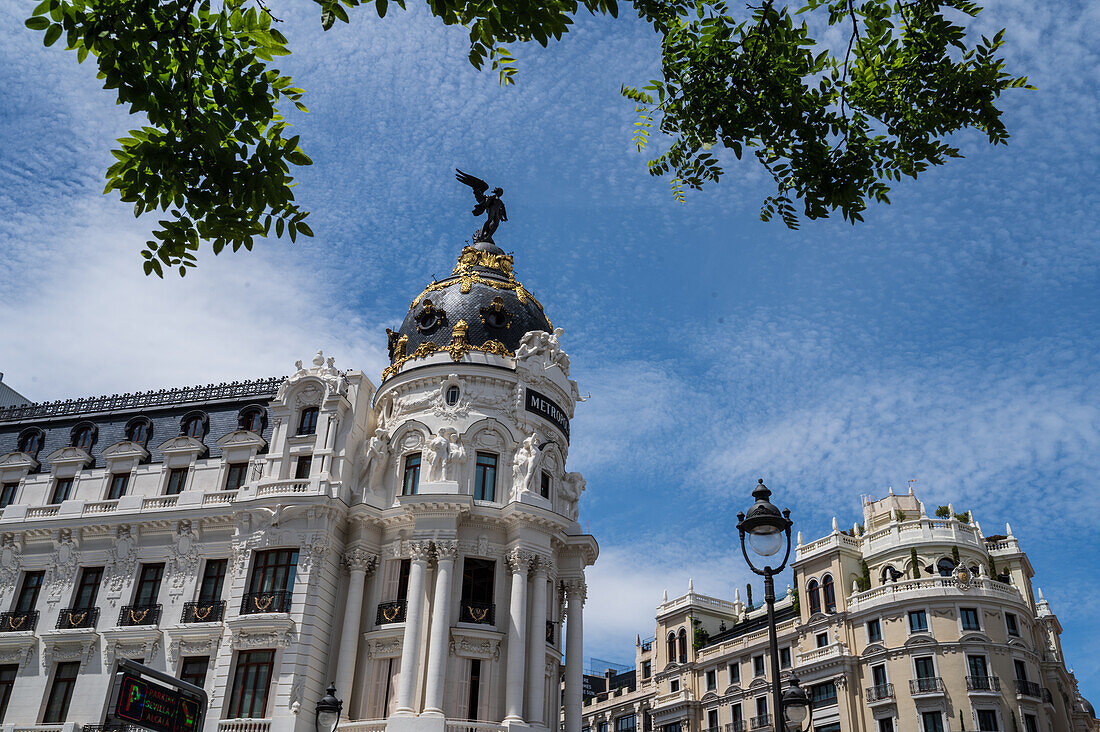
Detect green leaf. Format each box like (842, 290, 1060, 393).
(25, 16, 50, 30)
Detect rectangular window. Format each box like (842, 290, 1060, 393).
(43, 661, 80, 723)
(961, 607, 980, 631)
(395, 559, 411, 601)
(1023, 715, 1039, 732)
(921, 712, 944, 732)
(669, 679, 679, 693)
(967, 655, 989, 679)
(755, 696, 767, 717)
(0, 664, 16, 723)
(0, 483, 16, 509)
(224, 463, 248, 491)
(871, 664, 888, 687)
(867, 619, 882, 643)
(1014, 659, 1028, 681)
(199, 559, 228, 603)
(179, 656, 209, 690)
(729, 663, 740, 684)
(810, 681, 837, 708)
(248, 549, 299, 596)
(166, 467, 188, 495)
(707, 709, 719, 730)
(460, 558, 495, 622)
(877, 719, 894, 732)
(914, 657, 936, 680)
(540, 471, 551, 499)
(106, 473, 130, 500)
(908, 609, 928, 633)
(642, 661, 651, 679)
(977, 710, 1000, 731)
(134, 563, 165, 606)
(73, 567, 104, 609)
(752, 655, 765, 677)
(730, 703, 742, 723)
(465, 658, 481, 721)
(402, 453, 421, 496)
(616, 715, 637, 732)
(474, 453, 498, 501)
(14, 571, 45, 613)
(294, 455, 312, 479)
(599, 722, 609, 732)
(297, 407, 319, 436)
(1006, 612, 1020, 637)
(705, 669, 716, 691)
(227, 650, 275, 719)
(779, 647, 791, 669)
(51, 477, 74, 504)
(816, 632, 829, 648)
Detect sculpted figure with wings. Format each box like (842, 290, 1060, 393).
(455, 169, 507, 244)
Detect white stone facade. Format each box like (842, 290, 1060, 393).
(0, 249, 597, 732)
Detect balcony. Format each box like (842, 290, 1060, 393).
(57, 607, 99, 629)
(1016, 679, 1043, 698)
(966, 676, 1000, 693)
(749, 716, 770, 730)
(910, 677, 944, 695)
(723, 724, 744, 732)
(458, 601, 495, 625)
(182, 600, 226, 623)
(217, 720, 272, 732)
(546, 621, 556, 644)
(118, 604, 162, 627)
(376, 600, 407, 625)
(847, 575, 1025, 614)
(0, 610, 39, 632)
(1042, 687, 1054, 704)
(240, 590, 291, 615)
(866, 683, 894, 703)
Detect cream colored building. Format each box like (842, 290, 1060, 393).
(578, 489, 1096, 732)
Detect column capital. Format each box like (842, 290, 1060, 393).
(506, 548, 536, 574)
(408, 540, 433, 562)
(532, 554, 553, 577)
(433, 540, 459, 561)
(343, 547, 379, 574)
(563, 578, 587, 604)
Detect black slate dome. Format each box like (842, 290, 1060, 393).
(382, 242, 552, 380)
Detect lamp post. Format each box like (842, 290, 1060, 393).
(782, 676, 811, 731)
(736, 479, 793, 732)
(316, 683, 343, 732)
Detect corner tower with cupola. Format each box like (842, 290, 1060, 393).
(341, 239, 597, 732)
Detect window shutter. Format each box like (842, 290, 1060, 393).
(386, 657, 402, 717)
(454, 660, 471, 720)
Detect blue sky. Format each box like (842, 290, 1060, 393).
(1, 0, 1099, 701)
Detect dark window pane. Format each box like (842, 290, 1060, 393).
(0, 483, 17, 509)
(107, 473, 130, 500)
(294, 456, 312, 480)
(0, 664, 16, 723)
(199, 560, 228, 603)
(402, 454, 421, 496)
(228, 650, 275, 719)
(74, 567, 103, 609)
(248, 550, 299, 595)
(166, 468, 189, 495)
(225, 463, 248, 491)
(297, 408, 319, 436)
(134, 564, 164, 606)
(179, 656, 209, 690)
(51, 478, 74, 504)
(15, 571, 44, 613)
(461, 559, 495, 605)
(474, 453, 497, 501)
(43, 662, 80, 723)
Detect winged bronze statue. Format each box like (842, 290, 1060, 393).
(455, 169, 507, 244)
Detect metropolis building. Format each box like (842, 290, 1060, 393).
(578, 489, 1096, 732)
(0, 238, 596, 732)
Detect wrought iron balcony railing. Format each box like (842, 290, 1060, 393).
(910, 677, 944, 694)
(376, 599, 407, 625)
(749, 716, 770, 730)
(866, 683, 894, 702)
(57, 606, 99, 629)
(182, 600, 226, 623)
(0, 610, 39, 632)
(1016, 679, 1043, 698)
(723, 723, 745, 732)
(458, 601, 495, 625)
(119, 604, 162, 627)
(240, 590, 292, 615)
(966, 676, 1000, 691)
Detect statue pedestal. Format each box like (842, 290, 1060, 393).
(418, 480, 461, 496)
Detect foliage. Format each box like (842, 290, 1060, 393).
(910, 547, 920, 578)
(935, 505, 951, 518)
(954, 511, 971, 523)
(25, 0, 1031, 274)
(746, 582, 753, 609)
(691, 616, 710, 650)
(895, 509, 907, 522)
(951, 545, 961, 566)
(856, 559, 871, 591)
(790, 586, 799, 613)
(988, 557, 997, 577)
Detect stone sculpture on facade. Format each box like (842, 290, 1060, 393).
(511, 433, 544, 497)
(361, 428, 391, 496)
(561, 471, 586, 520)
(443, 429, 467, 480)
(424, 429, 450, 482)
(515, 328, 571, 377)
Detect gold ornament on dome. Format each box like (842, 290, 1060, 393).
(453, 246, 514, 277)
(381, 322, 515, 381)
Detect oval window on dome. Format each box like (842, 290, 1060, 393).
(445, 385, 460, 406)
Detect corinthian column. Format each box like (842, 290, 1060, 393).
(423, 540, 458, 716)
(526, 558, 550, 725)
(563, 579, 587, 732)
(394, 541, 432, 716)
(334, 548, 379, 709)
(504, 549, 533, 723)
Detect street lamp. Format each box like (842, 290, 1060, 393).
(737, 479, 793, 732)
(316, 683, 343, 732)
(782, 677, 811, 731)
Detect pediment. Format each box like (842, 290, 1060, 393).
(217, 429, 266, 450)
(45, 446, 92, 468)
(722, 684, 742, 695)
(959, 631, 991, 644)
(0, 451, 38, 472)
(748, 677, 770, 689)
(157, 435, 207, 456)
(903, 634, 939, 648)
(102, 440, 150, 462)
(701, 692, 719, 702)
(861, 642, 888, 658)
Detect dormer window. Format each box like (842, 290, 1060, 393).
(239, 407, 266, 433)
(126, 418, 152, 447)
(71, 424, 96, 451)
(17, 429, 44, 458)
(181, 413, 207, 439)
(297, 407, 319, 436)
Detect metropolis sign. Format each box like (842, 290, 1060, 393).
(525, 388, 570, 441)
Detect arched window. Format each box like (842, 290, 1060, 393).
(937, 558, 955, 577)
(822, 574, 836, 613)
(17, 428, 44, 458)
(297, 407, 319, 436)
(446, 385, 460, 406)
(239, 406, 266, 433)
(181, 414, 206, 439)
(807, 579, 821, 614)
(677, 628, 688, 663)
(71, 424, 96, 451)
(126, 418, 152, 447)
(666, 632, 677, 662)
